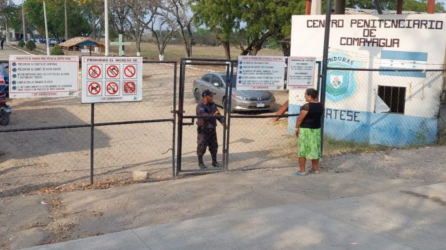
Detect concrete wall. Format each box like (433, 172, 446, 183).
(289, 14, 446, 146)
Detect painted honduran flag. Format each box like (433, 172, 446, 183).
(379, 50, 428, 78)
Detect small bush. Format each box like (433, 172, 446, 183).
(50, 44, 64, 55)
(25, 40, 36, 51)
(18, 40, 25, 48)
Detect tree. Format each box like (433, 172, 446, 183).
(347, 0, 445, 12)
(108, 0, 132, 54)
(148, 13, 175, 60)
(126, 0, 157, 56)
(194, 0, 304, 57)
(193, 0, 241, 60)
(0, 2, 21, 42)
(154, 0, 195, 58)
(25, 0, 90, 39)
(77, 0, 104, 40)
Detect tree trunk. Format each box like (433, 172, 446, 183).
(136, 33, 142, 56)
(222, 41, 231, 60)
(281, 42, 290, 56)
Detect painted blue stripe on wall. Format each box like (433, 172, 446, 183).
(288, 104, 438, 147)
(379, 67, 426, 78)
(381, 50, 428, 61)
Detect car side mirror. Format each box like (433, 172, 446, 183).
(213, 82, 220, 87)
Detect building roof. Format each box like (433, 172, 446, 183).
(345, 8, 425, 15)
(59, 37, 105, 48)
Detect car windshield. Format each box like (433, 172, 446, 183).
(220, 74, 237, 88)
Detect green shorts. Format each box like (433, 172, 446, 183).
(298, 128, 321, 159)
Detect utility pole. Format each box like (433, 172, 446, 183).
(65, 0, 68, 40)
(105, 0, 109, 56)
(22, 0, 26, 42)
(43, 1, 50, 55)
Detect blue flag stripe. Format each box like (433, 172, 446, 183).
(379, 67, 426, 78)
(381, 50, 428, 62)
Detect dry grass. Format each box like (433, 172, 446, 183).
(271, 118, 393, 161)
(109, 43, 283, 60)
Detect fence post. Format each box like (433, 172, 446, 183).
(90, 103, 95, 184)
(172, 62, 178, 178)
(320, 0, 333, 157)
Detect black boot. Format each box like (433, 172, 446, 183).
(198, 155, 207, 169)
(212, 154, 222, 168)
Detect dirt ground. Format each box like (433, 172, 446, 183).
(0, 144, 445, 250)
(1, 61, 445, 249)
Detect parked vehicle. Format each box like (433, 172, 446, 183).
(0, 63, 9, 98)
(193, 72, 276, 112)
(49, 38, 57, 46)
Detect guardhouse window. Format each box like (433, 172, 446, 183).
(377, 86, 406, 114)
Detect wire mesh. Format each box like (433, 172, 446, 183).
(0, 61, 177, 195)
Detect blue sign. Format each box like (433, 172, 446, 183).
(326, 52, 363, 103)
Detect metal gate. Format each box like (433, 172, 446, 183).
(175, 58, 311, 176)
(0, 60, 178, 189)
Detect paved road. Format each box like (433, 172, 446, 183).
(19, 182, 446, 250)
(0, 44, 32, 61)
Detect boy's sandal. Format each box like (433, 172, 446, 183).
(295, 172, 307, 176)
(309, 169, 319, 174)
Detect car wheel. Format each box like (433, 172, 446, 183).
(0, 110, 10, 126)
(194, 88, 200, 103)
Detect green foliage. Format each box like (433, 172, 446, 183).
(25, 40, 36, 51)
(347, 0, 445, 12)
(0, 4, 21, 30)
(193, 0, 304, 56)
(18, 40, 25, 48)
(50, 44, 64, 55)
(25, 0, 91, 39)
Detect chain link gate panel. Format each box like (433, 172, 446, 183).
(0, 60, 178, 197)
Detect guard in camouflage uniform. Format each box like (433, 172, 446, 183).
(196, 89, 225, 169)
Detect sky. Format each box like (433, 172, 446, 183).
(10, 0, 446, 9)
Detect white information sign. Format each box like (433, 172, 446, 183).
(81, 57, 143, 103)
(236, 56, 286, 90)
(287, 57, 316, 89)
(8, 55, 79, 98)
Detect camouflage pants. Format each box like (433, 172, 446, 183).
(197, 127, 218, 156)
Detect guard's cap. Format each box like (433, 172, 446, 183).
(202, 89, 216, 97)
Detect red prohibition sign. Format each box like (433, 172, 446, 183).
(124, 65, 136, 78)
(88, 82, 101, 95)
(106, 82, 119, 95)
(88, 65, 101, 78)
(107, 65, 120, 78)
(124, 82, 136, 94)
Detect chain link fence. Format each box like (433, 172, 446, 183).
(0, 61, 177, 197)
(321, 68, 445, 147)
(1, 58, 445, 194)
